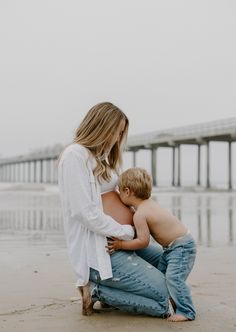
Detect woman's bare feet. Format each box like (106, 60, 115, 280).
(78, 283, 94, 316)
(167, 314, 190, 322)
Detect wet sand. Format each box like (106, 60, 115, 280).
(0, 184, 236, 331)
(1, 243, 236, 331)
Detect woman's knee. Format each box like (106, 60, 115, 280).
(135, 242, 163, 268)
(111, 252, 169, 300)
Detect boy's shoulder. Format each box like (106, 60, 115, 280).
(133, 208, 148, 221)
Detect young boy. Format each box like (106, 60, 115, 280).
(107, 167, 197, 322)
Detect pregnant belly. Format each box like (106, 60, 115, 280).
(102, 191, 133, 225)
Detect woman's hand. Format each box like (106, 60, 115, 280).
(106, 237, 123, 254)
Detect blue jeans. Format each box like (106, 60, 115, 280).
(89, 242, 170, 317)
(158, 233, 197, 320)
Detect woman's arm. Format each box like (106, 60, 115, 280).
(106, 214, 150, 252)
(59, 148, 134, 240)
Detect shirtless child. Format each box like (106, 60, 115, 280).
(107, 168, 197, 322)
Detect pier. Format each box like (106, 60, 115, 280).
(127, 117, 236, 189)
(0, 145, 62, 184)
(0, 117, 236, 189)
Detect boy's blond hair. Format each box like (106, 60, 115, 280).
(118, 168, 152, 200)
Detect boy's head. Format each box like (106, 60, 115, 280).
(118, 168, 152, 201)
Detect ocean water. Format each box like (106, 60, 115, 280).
(0, 189, 235, 248)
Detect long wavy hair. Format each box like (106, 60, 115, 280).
(73, 102, 129, 183)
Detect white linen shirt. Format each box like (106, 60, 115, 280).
(58, 143, 134, 286)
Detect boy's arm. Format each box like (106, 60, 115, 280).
(106, 214, 150, 252)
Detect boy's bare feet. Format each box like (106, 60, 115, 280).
(167, 314, 190, 322)
(78, 284, 94, 316)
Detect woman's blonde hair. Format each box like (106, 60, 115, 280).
(118, 168, 152, 200)
(74, 102, 129, 182)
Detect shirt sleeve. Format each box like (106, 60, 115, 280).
(59, 148, 134, 240)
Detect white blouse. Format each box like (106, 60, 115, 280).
(58, 143, 134, 286)
(100, 172, 118, 194)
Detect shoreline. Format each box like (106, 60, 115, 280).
(0, 182, 235, 194)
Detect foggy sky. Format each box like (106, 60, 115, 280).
(1, 1, 236, 158)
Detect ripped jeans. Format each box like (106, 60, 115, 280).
(158, 233, 197, 320)
(89, 242, 170, 317)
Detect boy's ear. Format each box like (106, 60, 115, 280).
(124, 187, 131, 196)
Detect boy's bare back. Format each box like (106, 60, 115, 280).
(135, 199, 188, 247)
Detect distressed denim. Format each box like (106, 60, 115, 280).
(89, 242, 170, 317)
(158, 233, 197, 320)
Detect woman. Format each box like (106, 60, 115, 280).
(58, 102, 169, 317)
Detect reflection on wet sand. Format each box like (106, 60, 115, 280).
(0, 190, 235, 247)
(0, 191, 63, 246)
(197, 196, 202, 245)
(228, 196, 234, 244)
(0, 208, 63, 231)
(154, 193, 235, 247)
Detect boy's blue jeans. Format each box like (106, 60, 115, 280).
(89, 242, 170, 317)
(158, 233, 197, 320)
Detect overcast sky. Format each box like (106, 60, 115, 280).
(0, 0, 236, 158)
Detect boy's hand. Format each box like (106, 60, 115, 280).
(106, 237, 123, 255)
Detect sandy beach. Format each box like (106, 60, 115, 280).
(0, 184, 236, 331)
